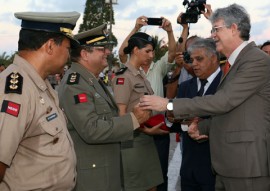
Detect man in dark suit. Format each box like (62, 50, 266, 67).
(140, 4, 270, 191)
(169, 38, 222, 191)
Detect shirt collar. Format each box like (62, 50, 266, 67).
(197, 67, 221, 86)
(13, 54, 48, 91)
(228, 41, 249, 66)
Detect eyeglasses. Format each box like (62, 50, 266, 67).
(211, 25, 228, 34)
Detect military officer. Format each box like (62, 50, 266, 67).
(112, 32, 164, 191)
(57, 24, 150, 191)
(0, 11, 80, 190)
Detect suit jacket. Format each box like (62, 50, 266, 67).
(170, 71, 222, 183)
(58, 62, 134, 191)
(172, 42, 270, 178)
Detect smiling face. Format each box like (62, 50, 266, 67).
(211, 19, 233, 56)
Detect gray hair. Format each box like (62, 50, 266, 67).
(209, 4, 251, 41)
(187, 38, 219, 61)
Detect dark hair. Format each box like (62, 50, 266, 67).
(123, 32, 156, 54)
(261, 41, 270, 50)
(18, 29, 66, 51)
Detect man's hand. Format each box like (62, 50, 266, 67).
(188, 118, 208, 141)
(132, 104, 151, 124)
(175, 52, 185, 68)
(139, 95, 168, 112)
(140, 122, 169, 135)
(202, 4, 213, 19)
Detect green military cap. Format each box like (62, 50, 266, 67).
(75, 24, 115, 47)
(14, 11, 81, 46)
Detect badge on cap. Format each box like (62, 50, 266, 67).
(116, 78, 125, 85)
(1, 100, 21, 117)
(74, 93, 88, 104)
(5, 72, 23, 94)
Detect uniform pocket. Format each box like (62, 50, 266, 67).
(39, 113, 63, 136)
(77, 155, 108, 190)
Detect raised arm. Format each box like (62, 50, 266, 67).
(118, 16, 148, 64)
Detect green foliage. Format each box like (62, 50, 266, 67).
(0, 52, 16, 67)
(152, 35, 168, 62)
(79, 0, 118, 45)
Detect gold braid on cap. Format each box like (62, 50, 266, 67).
(86, 36, 105, 45)
(60, 27, 74, 38)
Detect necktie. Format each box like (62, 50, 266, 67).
(223, 60, 231, 76)
(197, 79, 208, 96)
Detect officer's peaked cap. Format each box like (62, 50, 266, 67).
(15, 11, 81, 46)
(75, 24, 115, 47)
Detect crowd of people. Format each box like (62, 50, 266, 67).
(0, 3, 270, 191)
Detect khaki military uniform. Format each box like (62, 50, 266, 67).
(57, 62, 136, 191)
(112, 62, 163, 191)
(0, 55, 76, 191)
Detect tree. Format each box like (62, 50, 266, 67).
(79, 0, 118, 45)
(152, 35, 168, 62)
(0, 52, 15, 67)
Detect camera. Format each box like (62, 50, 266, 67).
(178, 0, 206, 24)
(183, 51, 192, 63)
(147, 18, 163, 26)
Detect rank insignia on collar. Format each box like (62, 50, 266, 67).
(67, 72, 80, 85)
(5, 72, 23, 94)
(116, 67, 127, 75)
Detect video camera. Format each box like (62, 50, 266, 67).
(178, 0, 206, 24)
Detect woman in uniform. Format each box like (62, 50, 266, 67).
(112, 32, 163, 191)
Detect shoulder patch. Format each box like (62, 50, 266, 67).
(115, 67, 127, 75)
(67, 72, 80, 85)
(5, 72, 23, 94)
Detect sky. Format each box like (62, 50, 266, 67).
(0, 0, 270, 56)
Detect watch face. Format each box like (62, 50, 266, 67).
(167, 102, 173, 111)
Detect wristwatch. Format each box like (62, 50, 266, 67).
(166, 99, 173, 111)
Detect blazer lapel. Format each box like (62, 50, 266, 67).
(219, 42, 255, 85)
(205, 71, 222, 95)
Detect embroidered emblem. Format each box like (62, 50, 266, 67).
(67, 72, 80, 85)
(116, 78, 125, 85)
(74, 93, 88, 104)
(1, 100, 21, 117)
(115, 67, 127, 75)
(5, 72, 23, 94)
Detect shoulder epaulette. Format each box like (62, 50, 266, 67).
(116, 67, 127, 75)
(67, 72, 80, 85)
(5, 72, 23, 94)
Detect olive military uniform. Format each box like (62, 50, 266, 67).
(112, 62, 163, 191)
(0, 55, 77, 190)
(58, 62, 137, 191)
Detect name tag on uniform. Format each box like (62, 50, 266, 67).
(46, 113, 58, 122)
